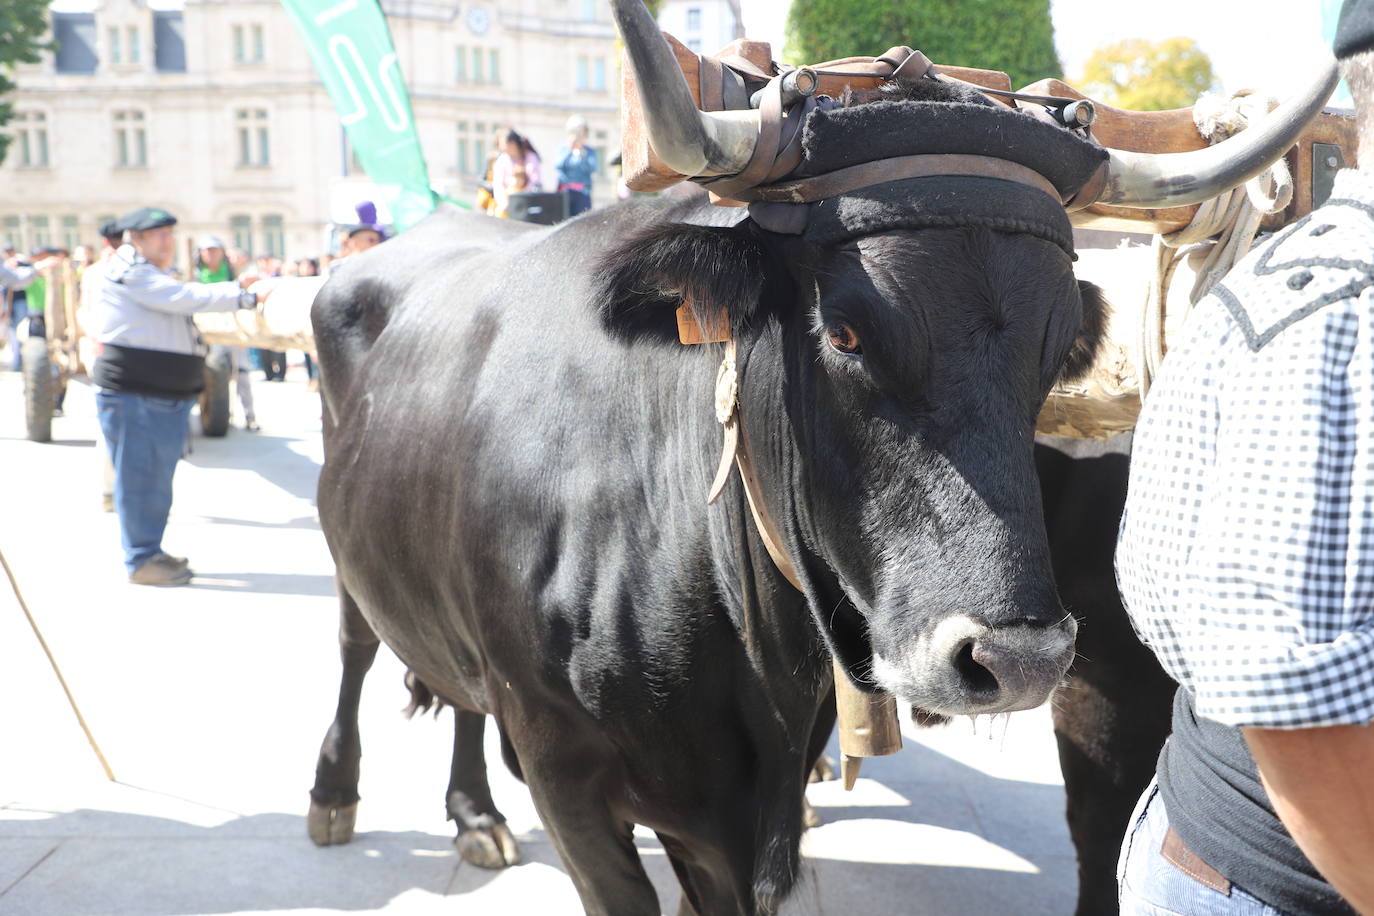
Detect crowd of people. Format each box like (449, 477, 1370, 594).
(477, 115, 606, 220)
(0, 200, 391, 587)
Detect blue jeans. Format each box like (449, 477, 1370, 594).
(1119, 779, 1287, 915)
(96, 390, 194, 573)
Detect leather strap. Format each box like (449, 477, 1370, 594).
(706, 339, 801, 588)
(699, 55, 725, 114)
(735, 152, 1064, 205)
(1162, 827, 1231, 895)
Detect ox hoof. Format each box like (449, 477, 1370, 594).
(308, 801, 358, 846)
(809, 755, 837, 783)
(456, 822, 521, 868)
(802, 797, 822, 830)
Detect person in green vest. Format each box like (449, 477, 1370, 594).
(195, 236, 258, 431)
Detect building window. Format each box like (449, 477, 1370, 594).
(576, 56, 588, 91)
(488, 49, 500, 85)
(14, 112, 50, 168)
(474, 121, 488, 175)
(32, 216, 51, 250)
(261, 215, 284, 258)
(593, 58, 606, 91)
(455, 47, 466, 82)
(54, 14, 98, 74)
(128, 26, 141, 64)
(230, 215, 253, 255)
(687, 38, 702, 53)
(154, 10, 186, 73)
(2, 215, 21, 250)
(108, 27, 122, 64)
(579, 0, 597, 21)
(686, 7, 701, 31)
(61, 215, 80, 250)
(457, 121, 470, 174)
(236, 109, 269, 166)
(232, 25, 263, 63)
(472, 48, 484, 84)
(114, 110, 147, 167)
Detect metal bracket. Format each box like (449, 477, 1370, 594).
(1312, 142, 1345, 209)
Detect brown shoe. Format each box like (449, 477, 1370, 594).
(129, 554, 193, 587)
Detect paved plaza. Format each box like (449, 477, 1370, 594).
(0, 368, 1079, 915)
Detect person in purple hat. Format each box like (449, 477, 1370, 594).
(341, 201, 387, 256)
(1114, 4, 1374, 913)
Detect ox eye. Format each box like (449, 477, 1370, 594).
(826, 322, 862, 356)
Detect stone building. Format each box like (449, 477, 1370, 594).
(1, 0, 622, 267)
(655, 0, 744, 58)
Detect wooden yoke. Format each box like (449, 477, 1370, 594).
(619, 36, 1356, 233)
(620, 35, 1013, 192)
(1019, 78, 1359, 234)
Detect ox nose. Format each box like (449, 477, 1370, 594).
(948, 621, 1075, 712)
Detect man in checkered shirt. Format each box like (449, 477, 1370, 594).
(1114, 6, 1374, 914)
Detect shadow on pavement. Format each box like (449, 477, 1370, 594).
(0, 809, 488, 914)
(0, 437, 97, 448)
(201, 515, 321, 531)
(184, 433, 321, 503)
(812, 738, 1070, 874)
(191, 572, 336, 598)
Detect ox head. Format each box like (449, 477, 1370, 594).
(602, 0, 1338, 721)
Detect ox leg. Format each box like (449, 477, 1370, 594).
(1037, 436, 1175, 916)
(509, 731, 658, 915)
(308, 588, 379, 846)
(447, 708, 521, 868)
(802, 689, 838, 829)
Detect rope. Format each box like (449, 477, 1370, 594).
(1, 547, 117, 781)
(1138, 90, 1294, 397)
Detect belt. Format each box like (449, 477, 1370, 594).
(1163, 826, 1232, 895)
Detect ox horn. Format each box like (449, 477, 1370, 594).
(610, 0, 760, 177)
(1098, 54, 1340, 209)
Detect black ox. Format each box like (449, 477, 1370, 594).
(305, 5, 1333, 913)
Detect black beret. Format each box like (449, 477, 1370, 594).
(117, 206, 177, 232)
(98, 220, 123, 239)
(1336, 0, 1374, 59)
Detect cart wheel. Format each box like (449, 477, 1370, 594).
(199, 346, 232, 437)
(22, 337, 54, 443)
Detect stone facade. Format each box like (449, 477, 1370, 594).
(655, 0, 743, 58)
(1, 0, 622, 267)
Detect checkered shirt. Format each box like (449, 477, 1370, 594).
(1116, 168, 1374, 729)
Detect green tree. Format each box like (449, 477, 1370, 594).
(0, 0, 53, 165)
(1077, 37, 1217, 111)
(784, 0, 1060, 90)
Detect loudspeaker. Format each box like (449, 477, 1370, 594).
(507, 191, 568, 225)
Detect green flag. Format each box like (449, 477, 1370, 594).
(280, 0, 437, 230)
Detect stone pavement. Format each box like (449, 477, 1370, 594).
(0, 367, 1078, 915)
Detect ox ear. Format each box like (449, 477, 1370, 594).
(1057, 280, 1108, 384)
(594, 222, 775, 344)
